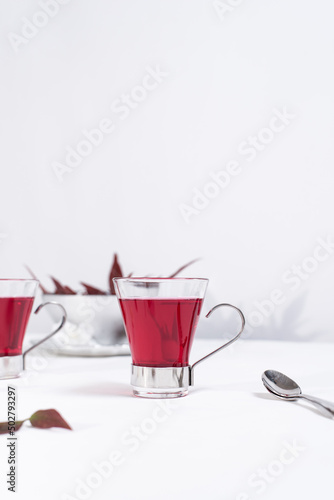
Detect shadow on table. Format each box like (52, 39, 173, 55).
(253, 392, 331, 419)
(68, 382, 133, 397)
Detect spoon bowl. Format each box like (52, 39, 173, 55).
(263, 382, 299, 402)
(262, 370, 301, 399)
(261, 369, 334, 419)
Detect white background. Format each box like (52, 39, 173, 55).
(1, 0, 334, 341)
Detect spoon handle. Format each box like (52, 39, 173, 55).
(300, 394, 334, 418)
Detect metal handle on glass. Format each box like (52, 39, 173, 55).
(189, 303, 245, 386)
(23, 302, 67, 369)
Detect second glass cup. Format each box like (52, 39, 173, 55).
(113, 278, 245, 398)
(0, 279, 66, 379)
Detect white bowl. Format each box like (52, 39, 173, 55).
(44, 294, 127, 346)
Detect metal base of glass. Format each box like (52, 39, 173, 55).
(0, 355, 23, 380)
(131, 365, 191, 398)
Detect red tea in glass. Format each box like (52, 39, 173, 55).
(0, 297, 34, 356)
(114, 278, 245, 399)
(119, 297, 203, 367)
(0, 279, 66, 379)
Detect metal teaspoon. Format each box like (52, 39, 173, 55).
(262, 370, 334, 419)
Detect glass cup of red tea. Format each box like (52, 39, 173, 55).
(0, 279, 66, 379)
(113, 277, 245, 398)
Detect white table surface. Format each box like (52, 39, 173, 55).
(0, 339, 333, 500)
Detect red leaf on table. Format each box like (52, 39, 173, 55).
(81, 282, 107, 295)
(109, 254, 123, 294)
(50, 276, 76, 295)
(25, 265, 51, 294)
(168, 258, 200, 278)
(0, 420, 25, 435)
(0, 422, 8, 434)
(29, 409, 72, 430)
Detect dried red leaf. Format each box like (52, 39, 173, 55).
(0, 422, 8, 434)
(0, 420, 25, 435)
(80, 282, 107, 295)
(25, 265, 51, 294)
(168, 258, 200, 278)
(109, 254, 123, 294)
(29, 409, 72, 431)
(50, 276, 76, 295)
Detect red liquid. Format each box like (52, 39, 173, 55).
(119, 298, 203, 367)
(0, 297, 34, 356)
